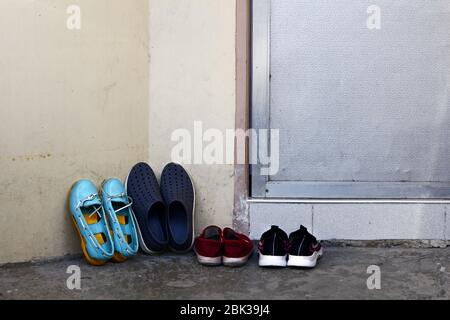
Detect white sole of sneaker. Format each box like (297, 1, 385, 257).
(223, 251, 253, 268)
(195, 252, 222, 266)
(287, 248, 323, 268)
(258, 253, 287, 267)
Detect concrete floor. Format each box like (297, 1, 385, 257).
(0, 247, 448, 300)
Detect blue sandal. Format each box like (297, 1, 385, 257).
(69, 179, 114, 265)
(101, 178, 139, 262)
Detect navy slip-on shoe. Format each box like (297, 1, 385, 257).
(125, 162, 168, 254)
(160, 163, 195, 253)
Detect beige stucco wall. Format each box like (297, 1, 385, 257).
(0, 0, 237, 263)
(148, 0, 236, 231)
(0, 0, 150, 263)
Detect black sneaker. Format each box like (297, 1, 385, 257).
(258, 226, 289, 267)
(287, 226, 323, 268)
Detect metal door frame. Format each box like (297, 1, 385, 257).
(250, 0, 450, 200)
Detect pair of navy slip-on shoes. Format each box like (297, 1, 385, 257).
(126, 162, 195, 254)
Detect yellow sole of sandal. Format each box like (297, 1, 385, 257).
(112, 252, 128, 263)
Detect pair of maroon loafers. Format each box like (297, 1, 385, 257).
(194, 226, 253, 267)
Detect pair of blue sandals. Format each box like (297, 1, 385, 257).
(69, 162, 195, 265)
(69, 178, 139, 265)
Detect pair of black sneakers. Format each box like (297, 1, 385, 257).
(126, 162, 195, 254)
(258, 225, 323, 268)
